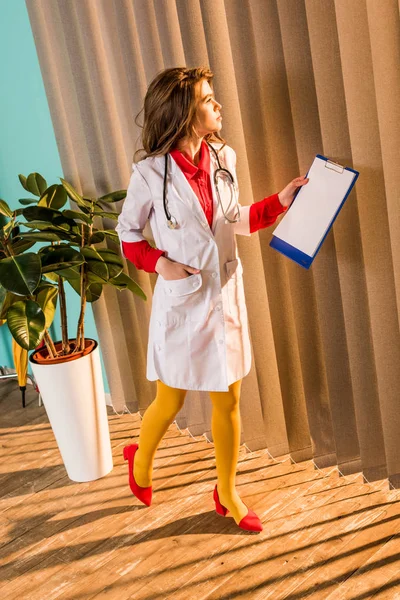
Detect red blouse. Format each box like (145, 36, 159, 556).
(121, 141, 287, 272)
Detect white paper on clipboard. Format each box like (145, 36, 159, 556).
(272, 156, 357, 257)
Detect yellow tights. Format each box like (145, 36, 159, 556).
(133, 378, 248, 524)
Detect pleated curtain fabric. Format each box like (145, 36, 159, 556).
(26, 0, 400, 487)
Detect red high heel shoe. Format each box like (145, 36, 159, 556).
(213, 485, 263, 532)
(123, 444, 152, 506)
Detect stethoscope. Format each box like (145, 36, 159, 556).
(163, 141, 241, 229)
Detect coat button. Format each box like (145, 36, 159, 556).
(168, 288, 172, 293)
(215, 304, 222, 311)
(218, 339, 224, 345)
(156, 344, 161, 351)
(212, 272, 217, 278)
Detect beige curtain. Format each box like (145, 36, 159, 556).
(26, 0, 400, 487)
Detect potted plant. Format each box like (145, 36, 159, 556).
(0, 173, 146, 482)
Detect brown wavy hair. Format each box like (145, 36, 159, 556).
(133, 67, 226, 162)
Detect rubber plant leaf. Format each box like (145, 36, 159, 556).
(18, 198, 38, 206)
(63, 210, 92, 224)
(26, 173, 47, 197)
(0, 253, 41, 296)
(97, 190, 127, 202)
(38, 184, 68, 210)
(67, 277, 103, 302)
(60, 178, 90, 209)
(39, 245, 85, 273)
(0, 199, 13, 218)
(35, 284, 58, 329)
(7, 299, 46, 350)
(0, 283, 6, 314)
(109, 272, 146, 300)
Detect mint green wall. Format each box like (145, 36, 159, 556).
(0, 2, 110, 394)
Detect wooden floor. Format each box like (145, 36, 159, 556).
(1, 380, 400, 600)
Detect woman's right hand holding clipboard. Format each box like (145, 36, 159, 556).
(278, 175, 309, 208)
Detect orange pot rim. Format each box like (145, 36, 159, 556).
(29, 338, 98, 366)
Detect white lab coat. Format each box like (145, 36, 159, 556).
(116, 142, 252, 391)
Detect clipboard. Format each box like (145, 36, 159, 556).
(269, 154, 359, 269)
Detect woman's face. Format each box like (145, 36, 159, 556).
(193, 79, 222, 137)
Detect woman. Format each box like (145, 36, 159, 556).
(116, 67, 308, 532)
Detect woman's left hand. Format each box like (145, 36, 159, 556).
(278, 176, 309, 208)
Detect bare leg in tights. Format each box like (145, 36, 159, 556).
(134, 378, 248, 525)
(209, 379, 248, 525)
(134, 380, 187, 487)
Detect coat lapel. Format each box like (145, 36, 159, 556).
(208, 144, 223, 234)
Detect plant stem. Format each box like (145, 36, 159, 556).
(76, 232, 87, 352)
(80, 222, 85, 246)
(0, 239, 8, 257)
(58, 275, 70, 354)
(43, 329, 57, 359)
(4, 239, 14, 257)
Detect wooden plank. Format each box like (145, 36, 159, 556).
(0, 411, 140, 553)
(2, 387, 399, 600)
(0, 428, 217, 598)
(325, 499, 400, 600)
(0, 382, 42, 429)
(85, 463, 334, 600)
(0, 416, 172, 561)
(369, 573, 400, 599)
(64, 454, 290, 599)
(60, 459, 330, 599)
(0, 412, 134, 524)
(1, 446, 278, 599)
(272, 484, 399, 599)
(160, 470, 359, 600)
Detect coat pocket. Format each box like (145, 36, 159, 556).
(225, 258, 243, 280)
(162, 272, 202, 297)
(160, 272, 204, 325)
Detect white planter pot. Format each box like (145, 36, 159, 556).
(29, 340, 113, 482)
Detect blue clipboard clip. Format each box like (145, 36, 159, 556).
(269, 154, 359, 269)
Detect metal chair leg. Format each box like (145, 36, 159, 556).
(0, 368, 41, 407)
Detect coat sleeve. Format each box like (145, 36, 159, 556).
(115, 165, 156, 259)
(249, 194, 288, 233)
(121, 240, 165, 273)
